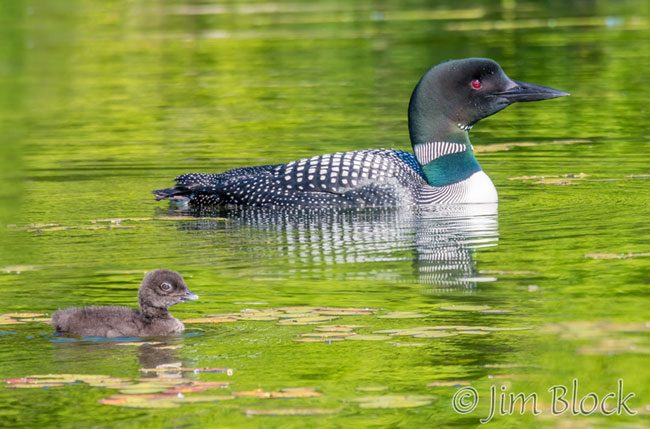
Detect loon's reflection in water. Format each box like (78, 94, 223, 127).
(173, 204, 498, 290)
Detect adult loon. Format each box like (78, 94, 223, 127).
(154, 58, 567, 209)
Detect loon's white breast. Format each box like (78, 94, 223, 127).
(418, 170, 498, 205)
(461, 170, 498, 204)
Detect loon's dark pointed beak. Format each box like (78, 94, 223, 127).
(496, 80, 569, 103)
(181, 290, 199, 302)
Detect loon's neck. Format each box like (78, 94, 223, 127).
(411, 130, 482, 187)
(139, 304, 170, 320)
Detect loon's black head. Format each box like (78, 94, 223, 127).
(408, 58, 569, 145)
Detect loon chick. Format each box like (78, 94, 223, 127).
(155, 58, 568, 208)
(51, 270, 198, 338)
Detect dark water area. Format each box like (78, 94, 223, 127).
(0, 0, 648, 427)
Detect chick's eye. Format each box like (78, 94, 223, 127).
(160, 282, 173, 292)
(471, 79, 482, 90)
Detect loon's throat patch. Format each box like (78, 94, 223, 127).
(421, 150, 481, 187)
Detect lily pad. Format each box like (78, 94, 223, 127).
(276, 306, 317, 313)
(174, 395, 235, 403)
(299, 332, 355, 339)
(345, 334, 391, 341)
(4, 374, 131, 389)
(234, 388, 321, 399)
(585, 252, 650, 260)
(377, 311, 426, 319)
(0, 316, 23, 325)
(1, 265, 39, 274)
(164, 381, 230, 393)
(270, 388, 321, 398)
(438, 304, 492, 312)
(479, 309, 513, 315)
(475, 139, 590, 153)
(507, 173, 589, 185)
(352, 395, 435, 409)
(245, 408, 339, 416)
(278, 316, 336, 325)
(314, 325, 364, 332)
(100, 394, 180, 409)
(411, 331, 458, 339)
(427, 381, 471, 387)
(234, 389, 272, 398)
(140, 366, 233, 376)
(294, 337, 346, 343)
(314, 307, 377, 316)
(456, 330, 491, 336)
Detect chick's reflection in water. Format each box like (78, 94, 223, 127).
(172, 204, 498, 290)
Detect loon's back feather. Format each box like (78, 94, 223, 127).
(154, 149, 427, 209)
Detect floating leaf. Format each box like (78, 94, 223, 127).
(234, 389, 272, 398)
(585, 252, 650, 260)
(278, 313, 315, 319)
(140, 366, 233, 375)
(313, 325, 364, 332)
(438, 304, 492, 312)
(475, 139, 590, 153)
(353, 395, 435, 409)
(314, 307, 377, 316)
(0, 316, 23, 325)
(373, 324, 530, 339)
(164, 381, 230, 394)
(245, 408, 339, 416)
(508, 173, 589, 185)
(300, 332, 355, 339)
(542, 321, 649, 340)
(427, 381, 471, 387)
(377, 311, 426, 319)
(1, 265, 39, 274)
(234, 388, 321, 399)
(577, 339, 650, 356)
(270, 388, 321, 398)
(99, 394, 180, 409)
(294, 337, 346, 343)
(411, 331, 457, 339)
(479, 309, 513, 315)
(456, 330, 491, 336)
(0, 313, 49, 325)
(345, 335, 391, 341)
(278, 316, 336, 325)
(276, 306, 317, 313)
(241, 315, 279, 322)
(3, 374, 131, 389)
(174, 395, 235, 403)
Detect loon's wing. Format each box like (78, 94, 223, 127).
(154, 150, 426, 208)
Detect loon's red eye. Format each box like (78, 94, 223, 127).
(471, 79, 482, 90)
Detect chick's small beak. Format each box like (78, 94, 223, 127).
(496, 80, 569, 103)
(182, 290, 199, 301)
